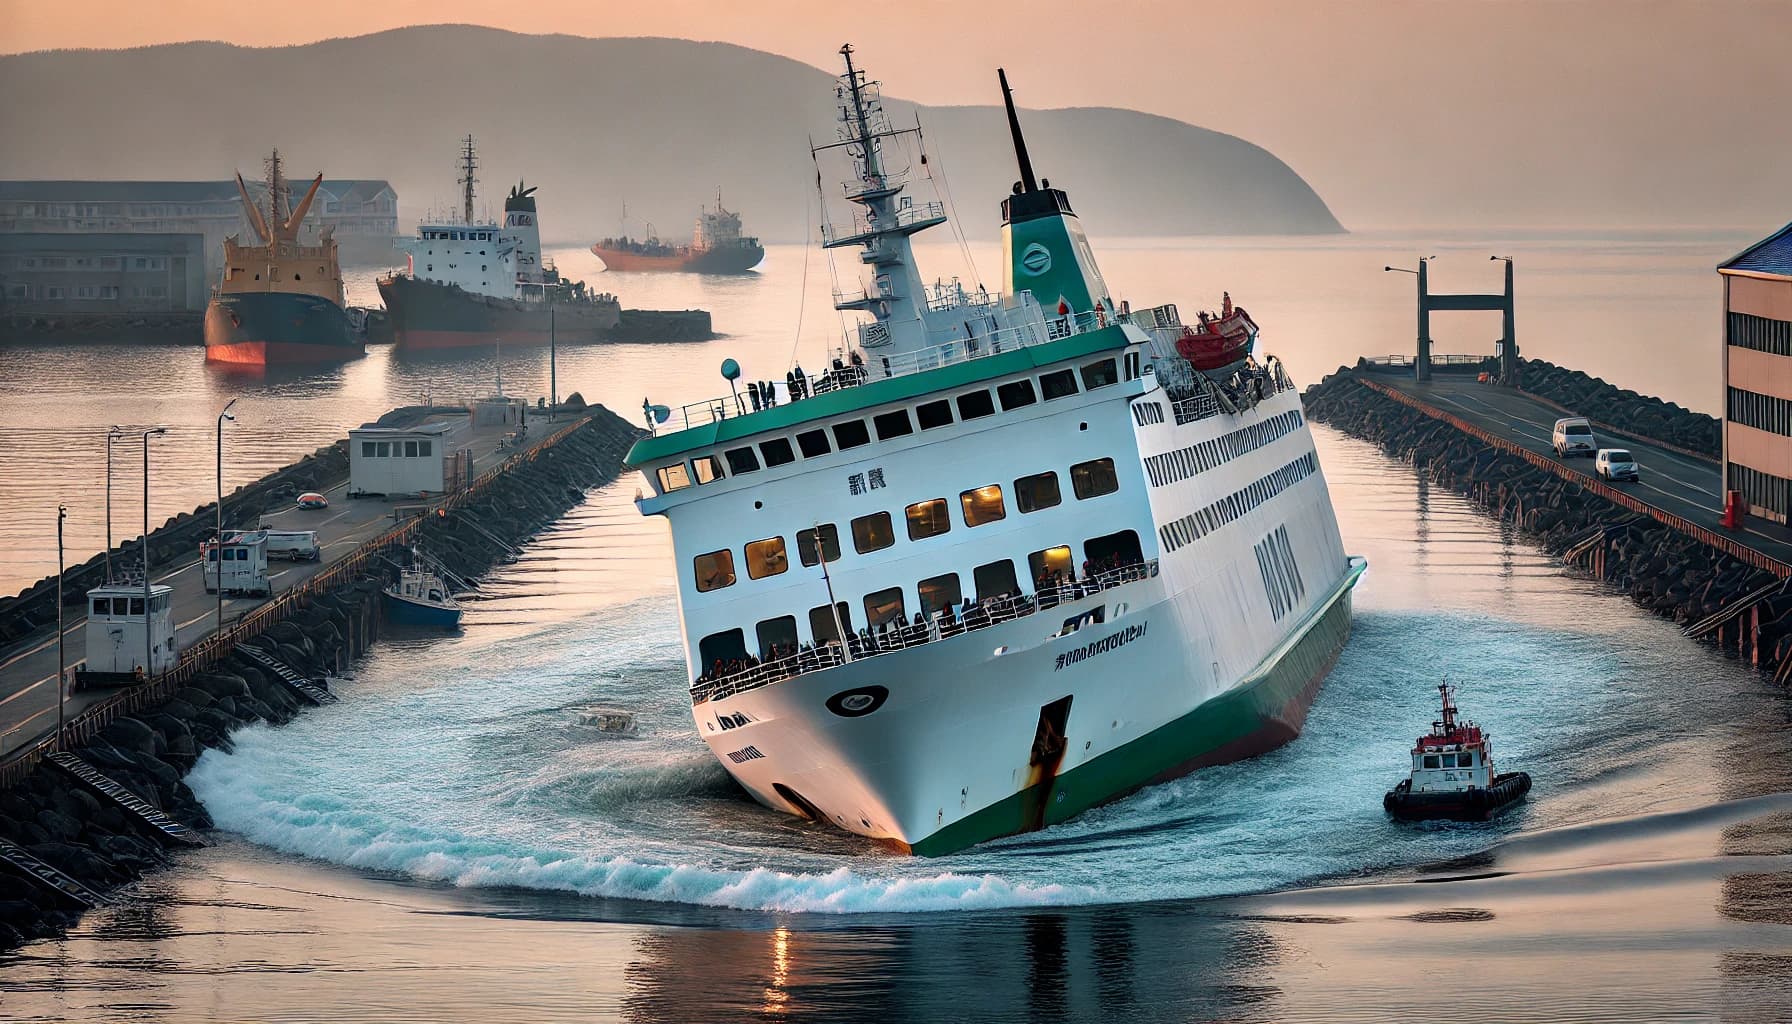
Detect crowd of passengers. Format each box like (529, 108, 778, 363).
(743, 352, 870, 412)
(691, 554, 1151, 694)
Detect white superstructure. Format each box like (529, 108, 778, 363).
(393, 135, 515, 299)
(626, 48, 1363, 855)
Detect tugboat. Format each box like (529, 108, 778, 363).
(1385, 683, 1531, 821)
(382, 566, 463, 628)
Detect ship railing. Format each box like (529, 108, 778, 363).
(820, 202, 947, 246)
(842, 172, 907, 199)
(690, 559, 1161, 705)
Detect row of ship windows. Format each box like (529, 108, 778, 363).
(698, 530, 1144, 663)
(1254, 524, 1307, 622)
(422, 230, 495, 241)
(1726, 312, 1792, 357)
(1727, 386, 1792, 439)
(1132, 401, 1166, 426)
(656, 357, 1124, 492)
(1144, 410, 1306, 488)
(691, 459, 1123, 592)
(1158, 451, 1319, 553)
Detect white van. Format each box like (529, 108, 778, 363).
(1596, 448, 1640, 482)
(261, 529, 321, 561)
(1552, 417, 1597, 458)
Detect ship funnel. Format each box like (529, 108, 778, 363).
(501, 180, 544, 286)
(995, 71, 1113, 319)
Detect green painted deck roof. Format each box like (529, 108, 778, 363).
(626, 325, 1131, 465)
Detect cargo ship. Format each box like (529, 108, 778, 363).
(378, 137, 621, 351)
(591, 197, 765, 273)
(204, 151, 363, 365)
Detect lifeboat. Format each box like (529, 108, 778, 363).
(1175, 292, 1258, 372)
(1384, 682, 1531, 822)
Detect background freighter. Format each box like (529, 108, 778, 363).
(203, 151, 362, 365)
(591, 197, 764, 273)
(378, 137, 620, 350)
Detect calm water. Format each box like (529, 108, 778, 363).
(3, 233, 1788, 1021)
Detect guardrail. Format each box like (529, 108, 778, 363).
(1357, 378, 1792, 579)
(0, 414, 600, 789)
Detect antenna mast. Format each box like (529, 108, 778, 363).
(998, 69, 1038, 193)
(458, 135, 479, 226)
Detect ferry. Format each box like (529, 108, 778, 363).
(1384, 683, 1531, 821)
(378, 137, 621, 350)
(624, 46, 1364, 855)
(203, 150, 363, 365)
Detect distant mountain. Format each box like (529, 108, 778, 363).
(0, 27, 1342, 240)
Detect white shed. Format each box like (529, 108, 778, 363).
(349, 420, 462, 497)
(81, 582, 175, 682)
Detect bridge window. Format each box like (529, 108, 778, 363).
(956, 390, 996, 420)
(974, 559, 1019, 601)
(796, 429, 831, 458)
(756, 615, 798, 659)
(694, 549, 736, 592)
(760, 437, 796, 467)
(745, 536, 789, 579)
(1039, 369, 1079, 401)
(864, 586, 906, 630)
(905, 498, 951, 540)
(852, 511, 895, 553)
(918, 573, 962, 617)
(809, 602, 854, 644)
(1071, 457, 1119, 499)
(960, 484, 1006, 526)
(1081, 358, 1118, 390)
(693, 454, 724, 485)
(797, 524, 841, 566)
(1028, 545, 1074, 587)
(657, 462, 692, 492)
(724, 446, 761, 475)
(833, 420, 871, 450)
(916, 399, 953, 430)
(91, 598, 111, 616)
(998, 379, 1037, 411)
(1015, 471, 1061, 513)
(874, 409, 914, 440)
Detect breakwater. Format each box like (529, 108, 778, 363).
(1305, 370, 1792, 682)
(0, 407, 641, 948)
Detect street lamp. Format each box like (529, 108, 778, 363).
(141, 427, 167, 681)
(1384, 257, 1438, 382)
(105, 426, 125, 582)
(56, 503, 67, 749)
(216, 398, 238, 637)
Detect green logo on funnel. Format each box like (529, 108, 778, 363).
(1020, 242, 1052, 276)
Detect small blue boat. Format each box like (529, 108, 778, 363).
(383, 567, 463, 628)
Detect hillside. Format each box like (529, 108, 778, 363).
(0, 27, 1342, 240)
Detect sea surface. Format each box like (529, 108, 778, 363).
(2, 232, 1789, 1021)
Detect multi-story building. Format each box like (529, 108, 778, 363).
(0, 233, 208, 313)
(1720, 221, 1792, 523)
(0, 179, 398, 272)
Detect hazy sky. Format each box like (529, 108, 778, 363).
(3, 1, 1788, 228)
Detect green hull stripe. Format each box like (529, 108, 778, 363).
(627, 325, 1131, 464)
(910, 558, 1366, 857)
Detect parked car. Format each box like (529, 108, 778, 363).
(1553, 417, 1597, 458)
(1596, 448, 1640, 482)
(297, 491, 329, 510)
(260, 529, 321, 561)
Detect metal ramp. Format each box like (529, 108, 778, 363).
(237, 644, 339, 705)
(47, 752, 204, 847)
(0, 837, 112, 907)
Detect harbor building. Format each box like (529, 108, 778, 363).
(348, 420, 469, 497)
(1721, 220, 1792, 523)
(0, 179, 399, 271)
(0, 232, 207, 312)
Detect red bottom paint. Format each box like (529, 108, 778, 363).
(204, 340, 362, 365)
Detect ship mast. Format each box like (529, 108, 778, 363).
(264, 149, 291, 234)
(458, 135, 479, 226)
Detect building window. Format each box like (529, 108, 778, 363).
(1039, 368, 1079, 400)
(724, 446, 761, 475)
(809, 602, 854, 644)
(756, 615, 798, 658)
(1081, 358, 1119, 390)
(833, 420, 871, 450)
(745, 537, 789, 580)
(1727, 312, 1792, 357)
(375, 442, 391, 457)
(694, 549, 736, 592)
(1071, 457, 1119, 499)
(1028, 546, 1074, 587)
(973, 559, 1019, 601)
(915, 399, 954, 430)
(918, 573, 962, 617)
(1015, 471, 1061, 513)
(419, 441, 432, 457)
(693, 454, 724, 484)
(956, 390, 996, 420)
(873, 409, 914, 440)
(404, 440, 419, 457)
(998, 379, 1037, 411)
(905, 498, 951, 540)
(761, 437, 797, 467)
(657, 462, 692, 492)
(852, 511, 895, 553)
(796, 429, 831, 458)
(863, 586, 906, 629)
(960, 484, 1006, 526)
(361, 442, 376, 458)
(796, 524, 841, 566)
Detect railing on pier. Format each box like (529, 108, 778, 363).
(0, 414, 606, 790)
(689, 560, 1160, 706)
